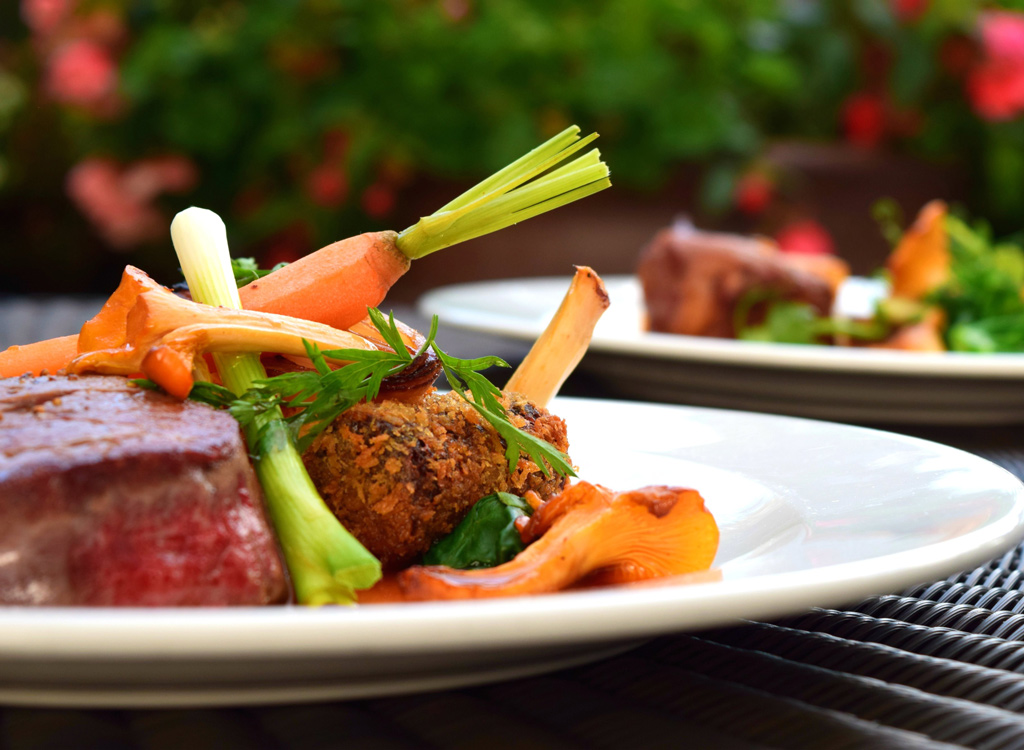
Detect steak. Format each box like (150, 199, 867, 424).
(0, 374, 288, 606)
(638, 223, 835, 338)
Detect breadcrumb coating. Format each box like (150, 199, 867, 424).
(302, 391, 570, 569)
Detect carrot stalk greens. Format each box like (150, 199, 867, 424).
(396, 126, 610, 259)
(237, 126, 609, 331)
(170, 207, 381, 606)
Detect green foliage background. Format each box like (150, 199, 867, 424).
(1, 0, 1023, 291)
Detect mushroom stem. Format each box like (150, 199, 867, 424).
(505, 266, 609, 407)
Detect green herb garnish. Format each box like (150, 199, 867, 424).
(429, 316, 575, 479)
(189, 309, 574, 479)
(423, 492, 534, 569)
(734, 292, 888, 345)
(929, 216, 1024, 352)
(230, 257, 288, 287)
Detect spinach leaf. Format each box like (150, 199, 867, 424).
(423, 492, 533, 569)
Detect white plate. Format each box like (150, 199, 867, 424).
(2, 398, 1023, 708)
(419, 276, 1024, 424)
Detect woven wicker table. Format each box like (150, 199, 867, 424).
(3, 298, 1024, 749)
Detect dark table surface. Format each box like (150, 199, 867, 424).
(4, 297, 1024, 749)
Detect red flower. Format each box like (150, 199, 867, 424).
(775, 220, 836, 256)
(361, 182, 395, 218)
(306, 164, 349, 208)
(967, 11, 1024, 121)
(967, 63, 1024, 121)
(46, 39, 116, 106)
(891, 0, 928, 23)
(734, 172, 773, 216)
(841, 93, 886, 148)
(21, 0, 72, 35)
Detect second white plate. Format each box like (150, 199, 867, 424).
(420, 276, 1024, 424)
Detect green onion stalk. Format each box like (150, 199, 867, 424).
(171, 208, 381, 606)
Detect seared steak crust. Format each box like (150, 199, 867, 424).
(303, 391, 570, 570)
(0, 374, 288, 606)
(638, 226, 834, 338)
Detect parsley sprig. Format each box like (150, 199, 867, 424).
(230, 257, 288, 287)
(188, 309, 575, 478)
(430, 320, 575, 478)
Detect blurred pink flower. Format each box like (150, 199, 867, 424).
(122, 156, 198, 200)
(980, 11, 1024, 64)
(66, 157, 197, 250)
(967, 11, 1024, 121)
(66, 158, 120, 208)
(46, 39, 116, 106)
(305, 164, 349, 208)
(21, 0, 73, 35)
(150, 155, 199, 193)
(775, 220, 836, 256)
(841, 93, 886, 148)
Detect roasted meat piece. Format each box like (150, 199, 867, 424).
(638, 222, 840, 338)
(303, 391, 570, 569)
(0, 374, 288, 606)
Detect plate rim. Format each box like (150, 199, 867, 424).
(418, 275, 1024, 378)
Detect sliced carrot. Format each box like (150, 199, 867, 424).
(238, 231, 409, 330)
(0, 335, 81, 378)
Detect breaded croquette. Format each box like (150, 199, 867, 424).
(302, 391, 570, 569)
